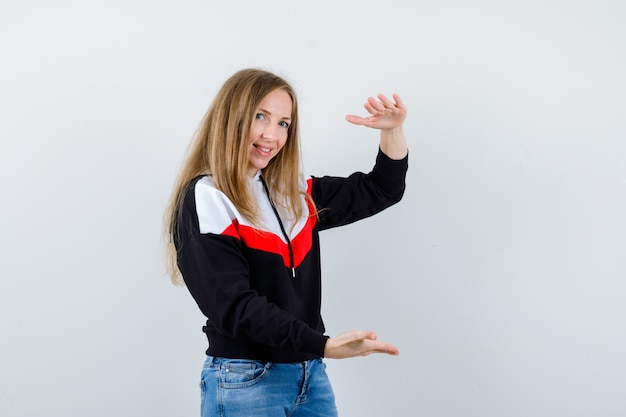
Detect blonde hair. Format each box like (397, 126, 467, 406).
(163, 68, 307, 285)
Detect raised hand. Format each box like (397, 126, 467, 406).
(345, 93, 407, 131)
(345, 92, 408, 160)
(324, 330, 400, 359)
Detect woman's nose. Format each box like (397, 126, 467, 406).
(262, 124, 277, 140)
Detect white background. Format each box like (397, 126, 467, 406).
(1, 1, 625, 416)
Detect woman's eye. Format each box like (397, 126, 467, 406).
(255, 113, 265, 120)
(279, 121, 289, 128)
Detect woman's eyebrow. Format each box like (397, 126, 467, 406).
(259, 108, 291, 120)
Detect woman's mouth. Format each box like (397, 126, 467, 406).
(253, 144, 272, 155)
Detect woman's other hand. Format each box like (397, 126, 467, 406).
(345, 93, 407, 131)
(324, 330, 400, 359)
(346, 93, 408, 159)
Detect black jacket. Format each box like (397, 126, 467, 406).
(175, 149, 408, 362)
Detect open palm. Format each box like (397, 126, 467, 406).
(346, 93, 407, 130)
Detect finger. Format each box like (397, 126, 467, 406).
(376, 343, 400, 355)
(364, 330, 378, 341)
(363, 102, 379, 116)
(366, 340, 400, 356)
(345, 114, 372, 126)
(377, 93, 395, 109)
(339, 329, 367, 341)
(391, 93, 406, 109)
(346, 330, 380, 347)
(374, 347, 400, 355)
(367, 96, 386, 113)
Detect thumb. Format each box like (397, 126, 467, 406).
(345, 115, 371, 125)
(364, 330, 378, 341)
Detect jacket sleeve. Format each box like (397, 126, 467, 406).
(311, 148, 408, 231)
(174, 178, 328, 356)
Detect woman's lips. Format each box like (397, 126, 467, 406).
(253, 144, 272, 155)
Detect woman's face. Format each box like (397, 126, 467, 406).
(247, 88, 292, 176)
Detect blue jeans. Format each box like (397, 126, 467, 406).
(199, 356, 338, 417)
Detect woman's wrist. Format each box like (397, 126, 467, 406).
(379, 126, 408, 160)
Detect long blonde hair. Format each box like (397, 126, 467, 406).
(163, 68, 306, 285)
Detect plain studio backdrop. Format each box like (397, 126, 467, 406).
(1, 1, 625, 416)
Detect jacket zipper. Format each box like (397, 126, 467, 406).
(259, 176, 296, 278)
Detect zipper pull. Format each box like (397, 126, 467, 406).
(291, 267, 296, 278)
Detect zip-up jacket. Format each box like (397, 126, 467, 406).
(175, 149, 408, 363)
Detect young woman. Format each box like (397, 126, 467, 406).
(164, 68, 408, 416)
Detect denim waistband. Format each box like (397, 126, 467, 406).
(205, 355, 322, 368)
